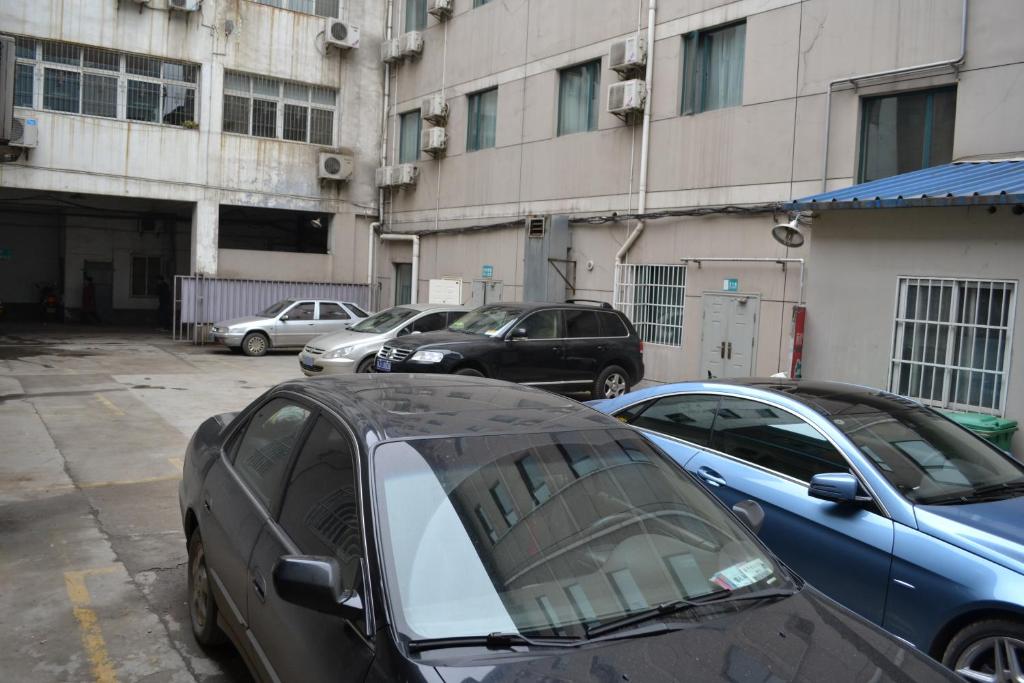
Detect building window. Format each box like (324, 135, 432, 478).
(223, 72, 336, 144)
(14, 38, 198, 126)
(474, 505, 499, 544)
(130, 256, 163, 297)
(516, 454, 551, 505)
(859, 87, 956, 183)
(399, 110, 422, 163)
(681, 21, 746, 115)
(467, 87, 498, 152)
(405, 0, 427, 31)
(489, 482, 518, 527)
(218, 205, 331, 254)
(474, 0, 494, 6)
(614, 263, 686, 347)
(254, 0, 340, 18)
(557, 60, 600, 136)
(891, 277, 1016, 414)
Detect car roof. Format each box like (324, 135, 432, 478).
(480, 301, 620, 313)
(402, 303, 470, 312)
(279, 375, 615, 443)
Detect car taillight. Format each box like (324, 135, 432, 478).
(639, 339, 644, 353)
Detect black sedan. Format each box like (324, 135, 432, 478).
(178, 374, 957, 683)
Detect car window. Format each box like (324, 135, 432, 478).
(346, 303, 369, 318)
(628, 394, 720, 448)
(278, 417, 362, 588)
(565, 310, 601, 338)
(518, 310, 561, 339)
(710, 397, 848, 482)
(286, 302, 315, 321)
(598, 311, 629, 337)
(411, 312, 448, 333)
(445, 311, 465, 326)
(319, 303, 350, 320)
(233, 399, 312, 508)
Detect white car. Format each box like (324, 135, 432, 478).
(298, 303, 469, 376)
(211, 298, 369, 356)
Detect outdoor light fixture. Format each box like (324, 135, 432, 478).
(771, 218, 807, 248)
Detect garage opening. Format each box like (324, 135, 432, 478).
(218, 205, 331, 254)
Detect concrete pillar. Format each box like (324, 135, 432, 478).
(190, 199, 218, 276)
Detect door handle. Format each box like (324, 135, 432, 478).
(251, 570, 266, 602)
(696, 466, 727, 488)
(719, 341, 725, 359)
(727, 342, 733, 359)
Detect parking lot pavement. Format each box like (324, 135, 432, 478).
(0, 324, 303, 683)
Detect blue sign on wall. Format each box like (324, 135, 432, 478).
(723, 278, 739, 292)
(482, 264, 494, 278)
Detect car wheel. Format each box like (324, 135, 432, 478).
(187, 531, 226, 647)
(943, 619, 1024, 681)
(356, 357, 375, 373)
(454, 367, 484, 377)
(241, 332, 268, 357)
(593, 365, 630, 400)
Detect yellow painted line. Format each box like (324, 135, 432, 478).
(94, 394, 125, 417)
(168, 457, 184, 471)
(64, 566, 120, 683)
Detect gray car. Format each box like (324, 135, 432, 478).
(298, 303, 469, 375)
(211, 298, 369, 356)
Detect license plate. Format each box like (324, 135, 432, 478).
(376, 358, 392, 372)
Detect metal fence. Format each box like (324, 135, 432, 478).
(173, 275, 372, 344)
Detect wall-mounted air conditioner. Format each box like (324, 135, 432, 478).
(376, 164, 419, 188)
(421, 93, 448, 126)
(375, 166, 396, 188)
(380, 39, 402, 64)
(326, 19, 360, 50)
(168, 0, 201, 11)
(420, 127, 447, 156)
(608, 79, 647, 116)
(319, 151, 354, 181)
(428, 0, 454, 20)
(609, 36, 646, 75)
(399, 31, 424, 59)
(9, 117, 38, 148)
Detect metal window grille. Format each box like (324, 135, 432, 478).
(614, 263, 686, 347)
(13, 36, 198, 126)
(254, 0, 339, 17)
(223, 71, 337, 145)
(890, 277, 1017, 415)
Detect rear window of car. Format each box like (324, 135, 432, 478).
(565, 310, 601, 338)
(598, 312, 629, 337)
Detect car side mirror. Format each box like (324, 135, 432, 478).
(280, 314, 290, 322)
(731, 499, 765, 535)
(808, 473, 872, 504)
(272, 555, 363, 619)
(507, 327, 528, 341)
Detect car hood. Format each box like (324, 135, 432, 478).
(431, 589, 953, 683)
(216, 315, 271, 328)
(389, 330, 494, 350)
(310, 328, 384, 349)
(916, 495, 1024, 574)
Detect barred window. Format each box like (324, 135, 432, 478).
(614, 264, 686, 347)
(223, 71, 337, 145)
(13, 37, 199, 127)
(254, 0, 340, 18)
(891, 277, 1016, 414)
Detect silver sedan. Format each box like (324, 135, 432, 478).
(211, 299, 369, 356)
(298, 303, 469, 375)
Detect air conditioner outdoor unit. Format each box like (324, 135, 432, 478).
(420, 126, 447, 155)
(380, 38, 402, 64)
(393, 163, 419, 186)
(421, 93, 448, 126)
(9, 117, 38, 148)
(319, 151, 354, 181)
(608, 79, 647, 116)
(428, 0, 454, 20)
(399, 31, 424, 58)
(325, 19, 360, 50)
(609, 36, 646, 75)
(375, 166, 396, 188)
(168, 0, 201, 11)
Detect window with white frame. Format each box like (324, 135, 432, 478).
(14, 37, 199, 126)
(891, 277, 1016, 414)
(614, 264, 686, 347)
(223, 72, 337, 145)
(254, 0, 340, 18)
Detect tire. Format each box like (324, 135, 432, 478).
(942, 618, 1024, 681)
(593, 365, 630, 400)
(187, 531, 226, 647)
(356, 356, 375, 374)
(454, 367, 484, 377)
(241, 332, 269, 357)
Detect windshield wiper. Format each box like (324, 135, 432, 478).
(925, 480, 1024, 505)
(585, 587, 799, 639)
(407, 631, 582, 653)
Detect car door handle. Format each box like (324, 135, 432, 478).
(251, 570, 266, 602)
(696, 466, 727, 488)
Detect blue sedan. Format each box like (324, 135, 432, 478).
(590, 378, 1024, 680)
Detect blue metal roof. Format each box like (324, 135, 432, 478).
(789, 160, 1024, 210)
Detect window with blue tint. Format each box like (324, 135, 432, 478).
(489, 481, 518, 527)
(405, 0, 427, 31)
(859, 87, 956, 182)
(473, 0, 493, 6)
(14, 64, 34, 108)
(681, 21, 746, 114)
(625, 394, 720, 447)
(474, 505, 499, 543)
(467, 87, 498, 152)
(558, 60, 600, 136)
(43, 69, 80, 113)
(556, 434, 599, 478)
(399, 110, 422, 164)
(516, 454, 551, 505)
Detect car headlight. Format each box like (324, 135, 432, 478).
(410, 350, 446, 363)
(213, 326, 226, 333)
(323, 346, 353, 360)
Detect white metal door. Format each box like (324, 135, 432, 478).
(700, 293, 760, 379)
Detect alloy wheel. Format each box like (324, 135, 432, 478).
(247, 335, 266, 355)
(603, 372, 627, 398)
(955, 636, 1024, 683)
(190, 546, 210, 630)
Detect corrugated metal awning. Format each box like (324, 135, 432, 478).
(789, 160, 1024, 210)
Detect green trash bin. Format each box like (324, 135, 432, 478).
(938, 410, 1019, 451)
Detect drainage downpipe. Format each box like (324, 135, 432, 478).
(369, 1, 394, 308)
(820, 0, 968, 193)
(379, 234, 419, 304)
(616, 0, 657, 266)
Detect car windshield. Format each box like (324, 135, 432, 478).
(350, 307, 418, 334)
(258, 300, 291, 317)
(447, 305, 526, 337)
(372, 428, 790, 641)
(826, 403, 1024, 504)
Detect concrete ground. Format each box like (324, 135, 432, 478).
(0, 323, 307, 683)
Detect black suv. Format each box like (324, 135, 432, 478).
(373, 301, 644, 399)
